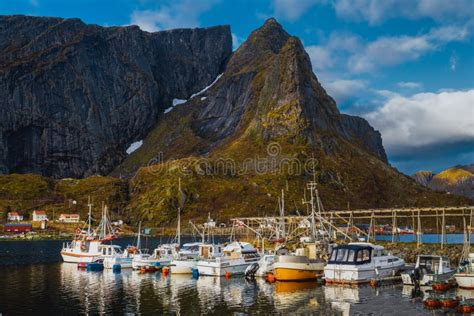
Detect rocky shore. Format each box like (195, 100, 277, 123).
(381, 242, 469, 266)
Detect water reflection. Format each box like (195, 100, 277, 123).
(0, 262, 452, 314)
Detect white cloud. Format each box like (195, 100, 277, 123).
(348, 25, 470, 73)
(397, 81, 422, 89)
(130, 0, 217, 32)
(305, 46, 334, 70)
(324, 79, 366, 104)
(333, 0, 474, 24)
(272, 0, 325, 21)
(364, 89, 474, 153)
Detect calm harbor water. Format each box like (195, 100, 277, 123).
(375, 233, 465, 244)
(0, 238, 469, 315)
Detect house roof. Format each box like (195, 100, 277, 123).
(60, 213, 80, 217)
(8, 212, 20, 216)
(34, 210, 46, 215)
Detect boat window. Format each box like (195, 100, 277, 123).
(356, 249, 371, 264)
(347, 249, 355, 262)
(336, 249, 348, 262)
(330, 250, 337, 262)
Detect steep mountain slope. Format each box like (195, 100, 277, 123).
(0, 15, 232, 178)
(115, 19, 470, 225)
(413, 164, 474, 200)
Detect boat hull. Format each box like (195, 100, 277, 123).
(61, 251, 101, 263)
(103, 257, 133, 269)
(274, 262, 324, 281)
(197, 259, 258, 276)
(455, 273, 474, 289)
(171, 260, 198, 274)
(325, 263, 404, 285)
(402, 270, 456, 286)
(132, 259, 170, 270)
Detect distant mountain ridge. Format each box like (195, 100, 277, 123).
(412, 164, 474, 200)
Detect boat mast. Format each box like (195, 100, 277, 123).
(137, 221, 142, 250)
(308, 182, 317, 242)
(87, 195, 92, 235)
(280, 189, 286, 239)
(177, 177, 181, 247)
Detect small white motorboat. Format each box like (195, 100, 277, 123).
(324, 242, 405, 284)
(170, 242, 205, 274)
(401, 255, 456, 286)
(132, 244, 176, 270)
(102, 245, 134, 269)
(197, 241, 260, 276)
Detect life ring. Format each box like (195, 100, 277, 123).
(76, 228, 82, 234)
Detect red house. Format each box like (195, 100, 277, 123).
(4, 223, 32, 233)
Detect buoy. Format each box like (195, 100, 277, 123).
(162, 267, 170, 276)
(423, 298, 441, 309)
(192, 268, 199, 279)
(77, 262, 87, 269)
(225, 271, 232, 279)
(266, 272, 276, 283)
(457, 304, 474, 314)
(432, 282, 451, 292)
(112, 264, 121, 273)
(440, 298, 459, 309)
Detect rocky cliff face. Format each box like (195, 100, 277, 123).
(0, 15, 232, 178)
(113, 19, 470, 225)
(116, 18, 387, 175)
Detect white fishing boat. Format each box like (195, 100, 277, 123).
(197, 241, 260, 276)
(401, 255, 455, 286)
(324, 242, 405, 284)
(102, 245, 134, 269)
(61, 200, 119, 263)
(455, 254, 474, 289)
(132, 244, 176, 270)
(171, 242, 204, 274)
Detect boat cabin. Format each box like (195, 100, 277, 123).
(99, 245, 123, 257)
(199, 244, 223, 259)
(223, 242, 260, 260)
(328, 244, 373, 265)
(153, 245, 177, 259)
(416, 255, 452, 274)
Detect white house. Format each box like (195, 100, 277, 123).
(7, 212, 23, 222)
(32, 210, 48, 222)
(58, 214, 80, 223)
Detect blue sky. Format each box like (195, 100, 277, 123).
(1, 0, 473, 175)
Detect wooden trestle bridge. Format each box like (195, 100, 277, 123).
(231, 206, 474, 248)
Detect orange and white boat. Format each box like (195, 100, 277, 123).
(61, 202, 119, 263)
(273, 246, 325, 281)
(274, 255, 324, 281)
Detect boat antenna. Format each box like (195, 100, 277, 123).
(137, 221, 142, 250)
